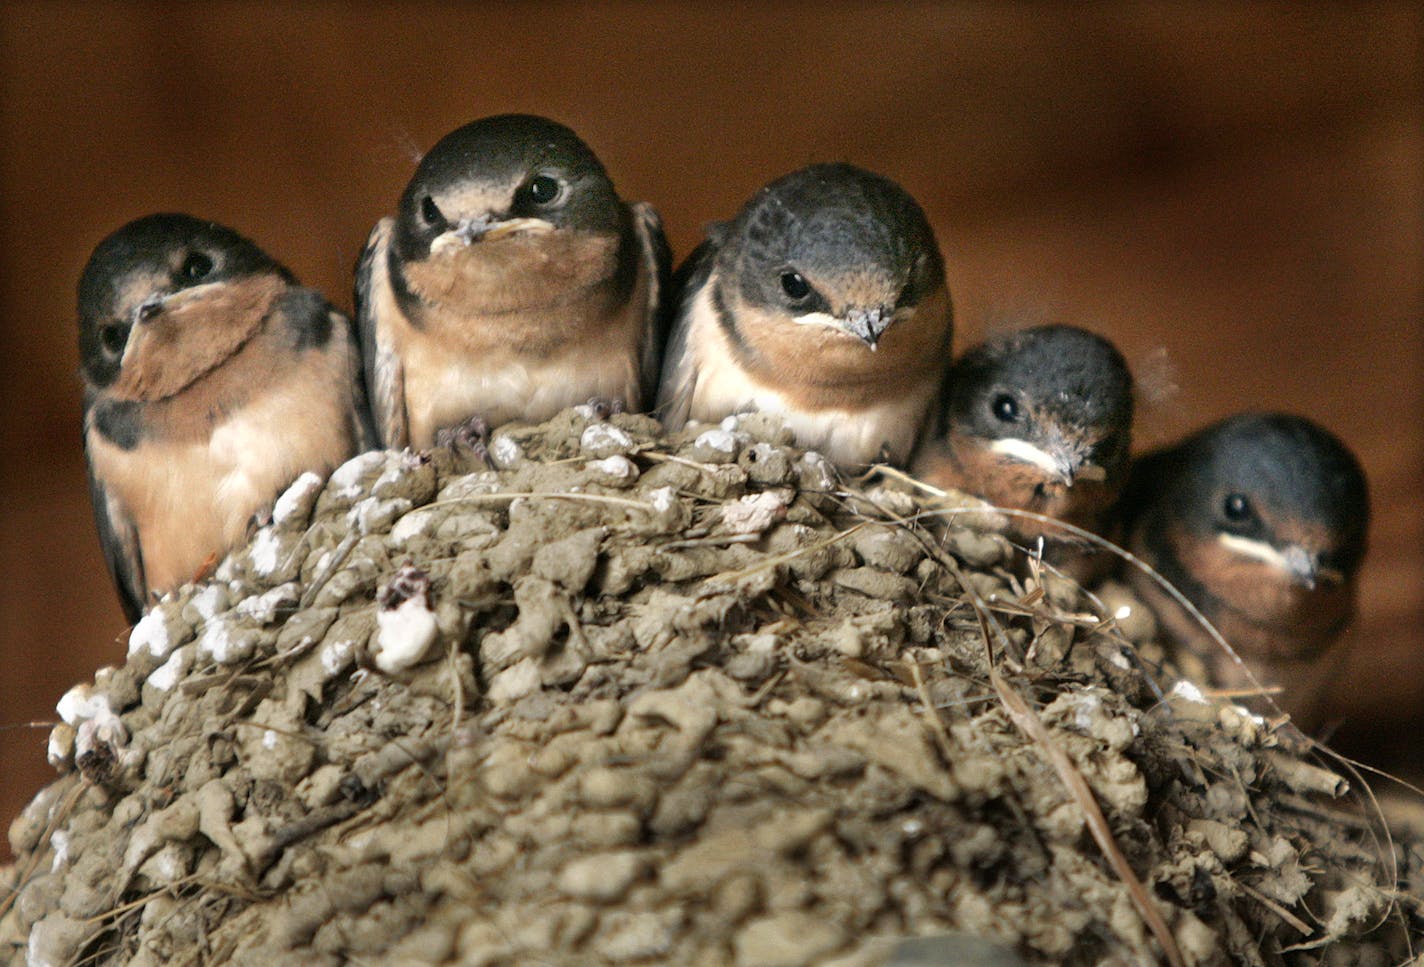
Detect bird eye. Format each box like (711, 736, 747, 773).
(525, 175, 563, 205)
(1223, 493, 1253, 523)
(780, 271, 810, 300)
(180, 252, 213, 282)
(420, 195, 445, 226)
(100, 323, 129, 355)
(991, 394, 1020, 422)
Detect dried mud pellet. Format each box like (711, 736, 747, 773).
(532, 526, 605, 589)
(852, 526, 925, 574)
(579, 767, 659, 813)
(557, 851, 647, 902)
(944, 526, 1009, 568)
(26, 914, 88, 967)
(687, 428, 743, 464)
(570, 810, 643, 848)
(739, 442, 794, 484)
(581, 422, 636, 458)
(829, 567, 918, 603)
(734, 910, 848, 967)
(592, 909, 678, 962)
(721, 412, 797, 446)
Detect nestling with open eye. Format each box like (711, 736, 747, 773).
(80, 214, 378, 623)
(356, 113, 669, 451)
(656, 162, 952, 467)
(913, 324, 1133, 575)
(1122, 413, 1369, 711)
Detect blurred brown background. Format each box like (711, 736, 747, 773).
(1, 3, 1420, 859)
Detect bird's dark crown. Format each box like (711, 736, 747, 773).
(717, 162, 945, 316)
(393, 114, 623, 262)
(1163, 412, 1369, 570)
(948, 324, 1133, 450)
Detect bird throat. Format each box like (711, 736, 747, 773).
(399, 229, 623, 344)
(108, 274, 285, 403)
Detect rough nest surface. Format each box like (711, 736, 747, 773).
(3, 409, 1420, 967)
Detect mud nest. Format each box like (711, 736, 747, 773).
(3, 408, 1420, 966)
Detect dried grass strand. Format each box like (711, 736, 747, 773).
(947, 555, 1187, 967)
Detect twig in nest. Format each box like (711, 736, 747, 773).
(299, 530, 361, 609)
(1233, 879, 1314, 937)
(422, 490, 658, 514)
(661, 533, 761, 551)
(636, 450, 725, 477)
(906, 660, 955, 762)
(700, 521, 871, 589)
(946, 556, 1187, 967)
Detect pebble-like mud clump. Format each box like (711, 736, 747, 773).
(3, 409, 1420, 966)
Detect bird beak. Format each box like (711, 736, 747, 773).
(1281, 545, 1320, 590)
(988, 437, 1100, 487)
(430, 216, 498, 254)
(453, 216, 497, 243)
(119, 293, 167, 367)
(843, 306, 892, 350)
(989, 438, 1069, 482)
(132, 294, 166, 325)
(442, 215, 556, 246)
(1281, 545, 1346, 589)
(1215, 535, 1344, 589)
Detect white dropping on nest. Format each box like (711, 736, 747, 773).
(1231, 704, 1269, 728)
(322, 639, 357, 678)
(250, 528, 283, 577)
(272, 471, 324, 526)
(693, 428, 739, 454)
(720, 491, 791, 535)
(373, 566, 439, 674)
(1114, 605, 1133, 620)
(199, 617, 254, 665)
(490, 435, 524, 467)
(586, 455, 638, 481)
(49, 830, 70, 873)
(580, 423, 634, 456)
(57, 684, 108, 729)
(56, 683, 129, 760)
(1169, 680, 1208, 704)
(127, 608, 173, 660)
(147, 647, 191, 692)
(330, 451, 386, 500)
(235, 583, 299, 624)
(190, 585, 229, 622)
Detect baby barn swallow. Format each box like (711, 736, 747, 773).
(356, 114, 669, 449)
(914, 324, 1133, 554)
(1124, 413, 1369, 689)
(81, 214, 377, 623)
(656, 163, 952, 467)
